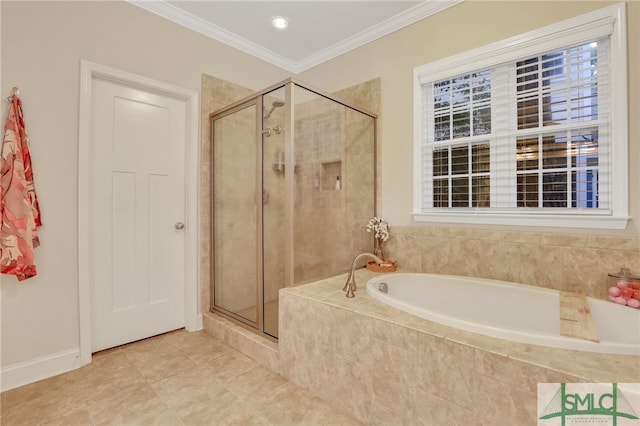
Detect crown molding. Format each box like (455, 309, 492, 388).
(293, 0, 463, 73)
(128, 0, 462, 74)
(128, 0, 299, 71)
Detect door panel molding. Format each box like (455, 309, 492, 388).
(78, 60, 200, 365)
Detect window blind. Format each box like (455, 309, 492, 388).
(421, 37, 610, 212)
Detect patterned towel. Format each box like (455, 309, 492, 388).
(0, 93, 42, 281)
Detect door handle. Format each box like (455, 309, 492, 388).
(175, 222, 185, 230)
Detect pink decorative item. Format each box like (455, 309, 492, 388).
(627, 298, 640, 308)
(620, 287, 634, 299)
(606, 268, 640, 309)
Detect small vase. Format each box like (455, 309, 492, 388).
(373, 239, 385, 260)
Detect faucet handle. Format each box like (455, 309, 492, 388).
(344, 272, 357, 297)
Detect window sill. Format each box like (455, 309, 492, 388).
(412, 211, 630, 230)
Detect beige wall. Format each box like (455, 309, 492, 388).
(0, 1, 288, 369)
(298, 0, 640, 238)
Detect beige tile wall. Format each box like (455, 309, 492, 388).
(385, 226, 640, 300)
(293, 82, 379, 283)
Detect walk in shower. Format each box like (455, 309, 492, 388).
(210, 78, 377, 339)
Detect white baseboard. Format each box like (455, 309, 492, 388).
(186, 313, 203, 332)
(1, 348, 83, 392)
(2, 316, 203, 393)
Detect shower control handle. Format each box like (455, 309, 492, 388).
(174, 222, 185, 230)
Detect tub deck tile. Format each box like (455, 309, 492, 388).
(282, 268, 640, 383)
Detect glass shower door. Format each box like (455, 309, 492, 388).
(212, 103, 258, 325)
(210, 78, 377, 340)
(262, 88, 286, 338)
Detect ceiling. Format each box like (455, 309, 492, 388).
(129, 1, 461, 73)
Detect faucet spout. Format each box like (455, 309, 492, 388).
(343, 252, 384, 298)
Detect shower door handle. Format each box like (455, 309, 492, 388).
(175, 222, 185, 230)
(255, 189, 269, 205)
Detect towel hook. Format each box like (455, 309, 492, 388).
(6, 87, 19, 102)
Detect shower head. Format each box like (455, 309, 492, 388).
(264, 100, 285, 118)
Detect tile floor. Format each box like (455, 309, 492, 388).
(0, 329, 362, 425)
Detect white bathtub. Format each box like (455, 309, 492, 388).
(366, 273, 640, 355)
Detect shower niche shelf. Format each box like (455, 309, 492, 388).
(321, 160, 342, 191)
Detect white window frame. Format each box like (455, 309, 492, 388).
(412, 3, 628, 229)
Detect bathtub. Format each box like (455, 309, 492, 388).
(366, 273, 640, 356)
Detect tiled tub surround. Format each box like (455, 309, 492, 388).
(385, 226, 640, 301)
(278, 269, 640, 426)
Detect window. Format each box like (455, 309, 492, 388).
(413, 4, 628, 229)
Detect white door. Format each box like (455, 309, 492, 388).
(89, 78, 186, 352)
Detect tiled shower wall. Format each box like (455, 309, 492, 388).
(385, 225, 640, 300)
(293, 85, 378, 283)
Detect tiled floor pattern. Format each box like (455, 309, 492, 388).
(0, 329, 361, 425)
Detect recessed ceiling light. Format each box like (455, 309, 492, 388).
(271, 16, 289, 30)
